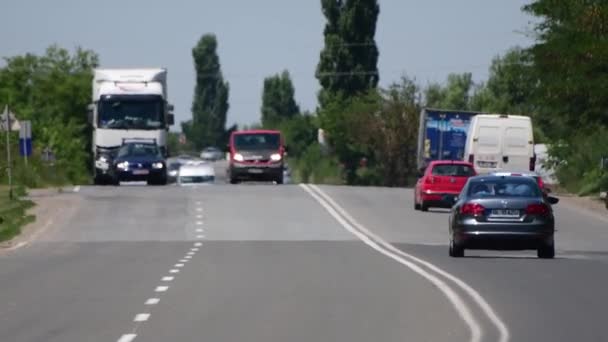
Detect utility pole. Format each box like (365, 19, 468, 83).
(3, 105, 13, 199)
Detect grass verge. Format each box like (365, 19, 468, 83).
(0, 187, 36, 243)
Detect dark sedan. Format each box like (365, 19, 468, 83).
(111, 142, 167, 185)
(448, 175, 559, 258)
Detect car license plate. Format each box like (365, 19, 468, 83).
(248, 169, 264, 174)
(477, 161, 497, 168)
(132, 169, 149, 175)
(490, 209, 520, 217)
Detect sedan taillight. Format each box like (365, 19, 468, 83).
(526, 203, 550, 216)
(461, 203, 485, 216)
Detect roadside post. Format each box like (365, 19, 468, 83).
(1, 105, 20, 199)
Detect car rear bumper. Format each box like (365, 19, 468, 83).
(453, 228, 554, 250)
(420, 191, 459, 208)
(116, 169, 166, 181)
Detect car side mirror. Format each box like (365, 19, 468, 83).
(87, 104, 95, 125)
(167, 113, 175, 126)
(547, 196, 559, 205)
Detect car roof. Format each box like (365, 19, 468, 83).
(490, 171, 540, 177)
(468, 175, 538, 183)
(232, 129, 280, 135)
(428, 160, 474, 166)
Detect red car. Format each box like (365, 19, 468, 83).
(414, 160, 477, 211)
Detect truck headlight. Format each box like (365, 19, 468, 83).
(270, 153, 282, 161)
(234, 153, 244, 162)
(95, 155, 110, 170)
(152, 162, 164, 169)
(117, 161, 129, 169)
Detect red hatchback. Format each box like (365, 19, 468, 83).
(415, 161, 477, 211)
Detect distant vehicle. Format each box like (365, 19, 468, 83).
(414, 160, 477, 211)
(111, 139, 167, 185)
(90, 68, 174, 184)
(200, 147, 224, 161)
(464, 114, 535, 175)
(177, 163, 215, 186)
(447, 175, 559, 258)
(489, 171, 551, 196)
(227, 129, 286, 184)
(416, 108, 480, 170)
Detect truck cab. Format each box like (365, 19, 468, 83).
(90, 68, 174, 184)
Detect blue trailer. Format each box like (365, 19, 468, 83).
(416, 108, 480, 170)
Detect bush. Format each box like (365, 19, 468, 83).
(293, 144, 344, 185)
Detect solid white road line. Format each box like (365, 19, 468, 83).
(155, 286, 169, 292)
(145, 298, 160, 305)
(134, 313, 150, 322)
(162, 276, 174, 281)
(117, 334, 137, 342)
(300, 184, 485, 342)
(307, 184, 510, 342)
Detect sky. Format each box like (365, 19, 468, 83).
(0, 0, 535, 129)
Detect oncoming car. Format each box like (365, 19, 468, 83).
(177, 163, 215, 186)
(447, 175, 559, 258)
(414, 161, 477, 211)
(111, 141, 167, 185)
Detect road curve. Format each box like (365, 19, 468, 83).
(0, 183, 606, 342)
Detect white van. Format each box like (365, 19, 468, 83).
(464, 114, 535, 174)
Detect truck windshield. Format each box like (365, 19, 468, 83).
(234, 133, 280, 151)
(98, 95, 164, 130)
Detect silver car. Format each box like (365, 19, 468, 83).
(447, 175, 559, 258)
(200, 147, 224, 161)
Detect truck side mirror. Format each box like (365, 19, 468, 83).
(87, 104, 95, 125)
(167, 104, 175, 112)
(168, 114, 175, 126)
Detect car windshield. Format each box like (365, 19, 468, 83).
(467, 178, 542, 198)
(180, 175, 214, 184)
(431, 164, 475, 177)
(234, 133, 280, 150)
(98, 95, 164, 130)
(117, 143, 160, 158)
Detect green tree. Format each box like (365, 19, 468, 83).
(183, 34, 230, 149)
(316, 0, 380, 107)
(423, 73, 473, 110)
(0, 45, 98, 185)
(261, 70, 300, 128)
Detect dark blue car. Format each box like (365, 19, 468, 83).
(111, 142, 167, 185)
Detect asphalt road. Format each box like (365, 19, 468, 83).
(0, 181, 607, 342)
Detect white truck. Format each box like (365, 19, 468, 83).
(88, 68, 174, 184)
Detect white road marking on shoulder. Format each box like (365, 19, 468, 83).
(301, 184, 500, 342)
(134, 313, 150, 322)
(73, 185, 81, 192)
(155, 286, 169, 292)
(145, 298, 160, 305)
(117, 334, 137, 342)
(162, 276, 174, 281)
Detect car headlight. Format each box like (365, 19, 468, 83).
(117, 161, 129, 169)
(270, 153, 282, 162)
(233, 153, 244, 162)
(169, 170, 178, 177)
(152, 162, 164, 169)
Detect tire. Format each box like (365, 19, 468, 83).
(112, 178, 120, 186)
(537, 243, 555, 259)
(93, 176, 104, 186)
(449, 237, 465, 258)
(229, 177, 239, 184)
(275, 174, 284, 185)
(421, 201, 429, 212)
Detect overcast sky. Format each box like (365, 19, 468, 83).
(0, 0, 535, 129)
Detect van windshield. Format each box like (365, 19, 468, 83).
(234, 133, 280, 151)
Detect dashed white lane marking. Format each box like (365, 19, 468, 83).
(191, 248, 199, 252)
(187, 251, 196, 255)
(196, 235, 205, 239)
(162, 276, 174, 282)
(170, 269, 180, 273)
(145, 298, 160, 305)
(134, 313, 150, 322)
(179, 259, 189, 262)
(155, 286, 169, 292)
(196, 214, 203, 219)
(175, 263, 185, 267)
(194, 242, 203, 247)
(196, 221, 204, 225)
(196, 208, 203, 212)
(117, 334, 137, 342)
(183, 256, 192, 260)
(196, 201, 202, 205)
(196, 228, 204, 233)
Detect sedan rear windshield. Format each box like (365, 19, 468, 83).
(467, 179, 541, 198)
(431, 164, 475, 177)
